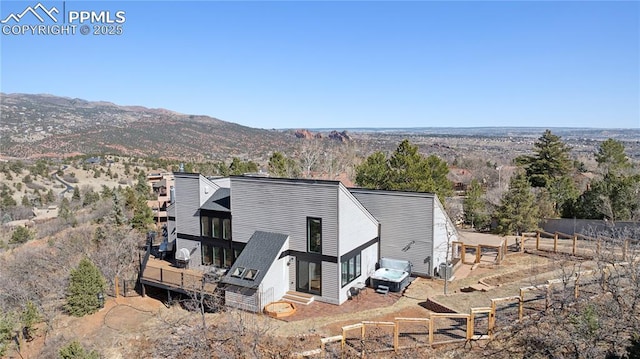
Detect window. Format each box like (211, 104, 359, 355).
(201, 215, 231, 240)
(307, 217, 322, 253)
(223, 219, 231, 239)
(202, 243, 213, 265)
(341, 252, 362, 287)
(212, 218, 221, 238)
(244, 269, 259, 281)
(201, 216, 211, 237)
(231, 267, 246, 278)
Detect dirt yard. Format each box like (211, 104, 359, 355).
(13, 246, 586, 358)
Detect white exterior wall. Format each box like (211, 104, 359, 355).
(174, 238, 202, 271)
(338, 242, 379, 304)
(259, 239, 290, 306)
(432, 197, 458, 272)
(337, 185, 379, 254)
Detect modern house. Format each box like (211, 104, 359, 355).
(166, 173, 457, 311)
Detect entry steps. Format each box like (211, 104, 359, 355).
(376, 285, 390, 295)
(282, 291, 315, 305)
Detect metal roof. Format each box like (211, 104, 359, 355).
(221, 231, 288, 289)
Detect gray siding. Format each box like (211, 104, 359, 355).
(351, 190, 435, 276)
(230, 177, 340, 304)
(174, 174, 204, 237)
(225, 286, 260, 312)
(231, 178, 339, 255)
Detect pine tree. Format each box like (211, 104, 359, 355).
(130, 196, 154, 232)
(463, 179, 490, 229)
(20, 301, 40, 340)
(517, 130, 573, 187)
(494, 171, 539, 235)
(58, 340, 99, 359)
(72, 186, 81, 202)
(64, 258, 106, 317)
(516, 130, 577, 216)
(355, 139, 452, 199)
(46, 189, 56, 203)
(10, 226, 34, 244)
(595, 138, 632, 176)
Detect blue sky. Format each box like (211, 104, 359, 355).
(1, 1, 638, 129)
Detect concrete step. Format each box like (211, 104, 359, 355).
(282, 291, 315, 305)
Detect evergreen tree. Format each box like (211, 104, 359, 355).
(59, 197, 76, 224)
(111, 192, 126, 226)
(0, 311, 16, 357)
(517, 130, 573, 187)
(564, 140, 639, 221)
(10, 226, 34, 244)
(516, 130, 577, 216)
(494, 171, 539, 235)
(46, 189, 56, 203)
(58, 340, 99, 359)
(20, 301, 40, 340)
(268, 152, 300, 178)
(596, 138, 631, 176)
(229, 157, 259, 175)
(130, 196, 154, 232)
(72, 186, 81, 202)
(21, 194, 31, 206)
(355, 139, 452, 199)
(64, 258, 106, 317)
(463, 179, 490, 229)
(355, 152, 389, 190)
(101, 185, 113, 200)
(134, 172, 151, 199)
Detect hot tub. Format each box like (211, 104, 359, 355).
(370, 258, 412, 292)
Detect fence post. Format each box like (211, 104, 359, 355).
(393, 324, 398, 352)
(518, 289, 524, 320)
(428, 317, 434, 345)
(461, 244, 466, 263)
(467, 311, 474, 340)
(623, 239, 629, 261)
(488, 301, 496, 337)
(553, 233, 558, 253)
(115, 275, 120, 298)
(572, 235, 577, 256)
(536, 232, 540, 250)
(476, 245, 481, 263)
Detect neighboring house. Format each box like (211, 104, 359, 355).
(166, 173, 457, 311)
(147, 172, 175, 225)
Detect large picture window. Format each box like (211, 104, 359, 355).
(201, 214, 231, 240)
(307, 217, 322, 253)
(201, 244, 238, 268)
(341, 253, 361, 287)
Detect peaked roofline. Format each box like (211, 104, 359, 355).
(348, 187, 436, 198)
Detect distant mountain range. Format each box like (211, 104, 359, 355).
(1, 93, 638, 161)
(0, 93, 295, 160)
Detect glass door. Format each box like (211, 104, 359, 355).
(297, 260, 321, 295)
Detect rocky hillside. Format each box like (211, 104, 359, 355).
(0, 93, 294, 160)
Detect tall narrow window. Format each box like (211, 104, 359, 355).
(201, 216, 211, 237)
(223, 218, 231, 239)
(307, 217, 322, 253)
(212, 218, 221, 238)
(201, 243, 213, 265)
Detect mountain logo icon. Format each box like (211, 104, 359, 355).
(1, 3, 59, 24)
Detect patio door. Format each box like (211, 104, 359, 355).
(296, 260, 321, 295)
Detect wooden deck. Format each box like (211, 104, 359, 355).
(141, 257, 219, 294)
